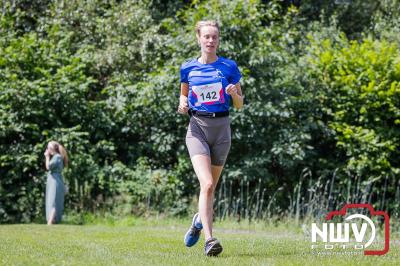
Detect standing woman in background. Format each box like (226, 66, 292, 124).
(44, 141, 68, 225)
(178, 20, 244, 256)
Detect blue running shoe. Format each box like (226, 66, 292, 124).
(184, 213, 203, 247)
(204, 237, 223, 256)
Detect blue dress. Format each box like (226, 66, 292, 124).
(46, 154, 65, 223)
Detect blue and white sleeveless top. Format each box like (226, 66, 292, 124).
(180, 56, 241, 113)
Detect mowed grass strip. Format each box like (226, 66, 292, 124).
(0, 221, 399, 266)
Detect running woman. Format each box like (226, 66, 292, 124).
(178, 20, 243, 256)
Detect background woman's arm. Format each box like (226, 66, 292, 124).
(44, 149, 51, 170)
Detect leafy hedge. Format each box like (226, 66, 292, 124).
(1, 0, 399, 223)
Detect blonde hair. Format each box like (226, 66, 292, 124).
(49, 141, 69, 167)
(195, 20, 219, 36)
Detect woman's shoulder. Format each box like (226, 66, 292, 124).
(219, 56, 238, 67)
(49, 153, 63, 169)
(52, 153, 63, 161)
(180, 58, 197, 69)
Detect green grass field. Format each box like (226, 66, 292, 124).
(1, 219, 399, 266)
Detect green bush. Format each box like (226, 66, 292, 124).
(1, 0, 400, 223)
(305, 36, 400, 178)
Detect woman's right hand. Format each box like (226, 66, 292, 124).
(177, 97, 189, 114)
(44, 149, 50, 158)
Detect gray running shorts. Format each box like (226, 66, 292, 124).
(185, 115, 231, 166)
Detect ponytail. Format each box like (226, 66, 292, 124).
(58, 144, 69, 167)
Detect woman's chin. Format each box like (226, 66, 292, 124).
(204, 49, 217, 54)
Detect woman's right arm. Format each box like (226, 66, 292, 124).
(44, 149, 51, 170)
(45, 156, 50, 170)
(178, 83, 189, 114)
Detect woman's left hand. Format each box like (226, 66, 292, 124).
(225, 84, 238, 96)
(44, 149, 50, 157)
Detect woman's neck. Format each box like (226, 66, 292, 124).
(199, 53, 218, 64)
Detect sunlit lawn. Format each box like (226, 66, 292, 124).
(0, 218, 399, 265)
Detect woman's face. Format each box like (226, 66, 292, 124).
(197, 26, 219, 55)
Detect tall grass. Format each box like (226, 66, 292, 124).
(213, 169, 400, 227)
(61, 166, 400, 233)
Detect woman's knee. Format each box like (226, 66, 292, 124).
(200, 181, 215, 194)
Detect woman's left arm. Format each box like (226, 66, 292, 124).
(226, 83, 244, 110)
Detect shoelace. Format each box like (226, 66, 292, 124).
(205, 238, 218, 247)
(189, 226, 201, 236)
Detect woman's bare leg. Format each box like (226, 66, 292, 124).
(47, 208, 56, 225)
(190, 154, 224, 240)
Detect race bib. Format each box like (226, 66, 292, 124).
(192, 82, 222, 104)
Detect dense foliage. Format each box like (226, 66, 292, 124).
(1, 0, 399, 223)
